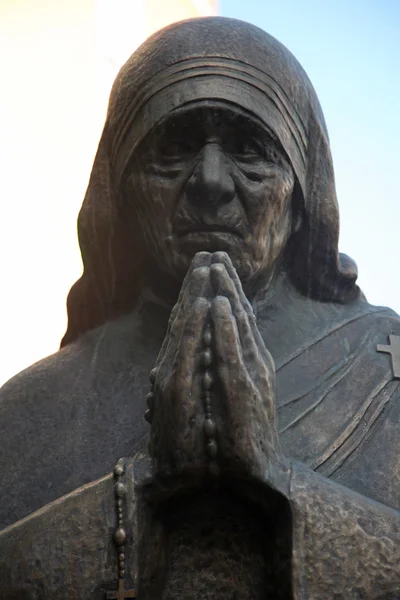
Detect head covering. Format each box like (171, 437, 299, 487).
(61, 17, 359, 347)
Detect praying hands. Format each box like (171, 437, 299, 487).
(147, 251, 289, 495)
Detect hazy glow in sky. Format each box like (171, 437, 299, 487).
(222, 0, 400, 312)
(0, 1, 398, 386)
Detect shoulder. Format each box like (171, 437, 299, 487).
(329, 297, 400, 337)
(356, 302, 400, 339)
(0, 311, 155, 529)
(0, 309, 145, 407)
(0, 326, 110, 529)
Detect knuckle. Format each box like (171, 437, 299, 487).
(195, 251, 212, 260)
(193, 297, 210, 311)
(193, 251, 212, 266)
(192, 265, 210, 279)
(210, 262, 226, 276)
(211, 251, 229, 263)
(213, 295, 230, 310)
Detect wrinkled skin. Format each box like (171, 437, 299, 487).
(126, 102, 296, 290)
(148, 251, 290, 494)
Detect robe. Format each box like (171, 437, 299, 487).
(0, 276, 399, 598)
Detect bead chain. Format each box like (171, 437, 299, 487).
(144, 327, 219, 478)
(113, 463, 127, 579)
(144, 369, 156, 424)
(106, 462, 137, 598)
(202, 325, 219, 478)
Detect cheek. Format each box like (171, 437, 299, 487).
(249, 175, 294, 238)
(129, 173, 178, 241)
(126, 172, 193, 275)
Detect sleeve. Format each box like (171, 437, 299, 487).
(290, 462, 400, 599)
(0, 461, 137, 600)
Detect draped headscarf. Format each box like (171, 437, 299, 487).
(61, 17, 359, 347)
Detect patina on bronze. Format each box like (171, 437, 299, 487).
(0, 16, 399, 600)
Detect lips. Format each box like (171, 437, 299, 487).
(176, 225, 243, 238)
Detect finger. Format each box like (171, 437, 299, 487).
(169, 252, 212, 325)
(154, 259, 212, 370)
(168, 266, 212, 346)
(211, 252, 254, 317)
(211, 295, 242, 373)
(210, 262, 244, 316)
(154, 297, 210, 415)
(210, 296, 247, 414)
(151, 297, 210, 467)
(176, 296, 211, 378)
(210, 264, 262, 367)
(211, 254, 271, 365)
(164, 297, 210, 437)
(191, 251, 213, 269)
(181, 252, 212, 296)
(211, 296, 275, 423)
(181, 251, 212, 295)
(187, 266, 213, 300)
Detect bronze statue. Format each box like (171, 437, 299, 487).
(0, 17, 399, 599)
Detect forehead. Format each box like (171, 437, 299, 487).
(148, 101, 278, 142)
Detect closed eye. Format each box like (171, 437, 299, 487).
(163, 140, 197, 158)
(224, 136, 265, 158)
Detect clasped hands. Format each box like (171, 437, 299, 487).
(147, 252, 290, 495)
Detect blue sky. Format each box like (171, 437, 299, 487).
(221, 0, 400, 312)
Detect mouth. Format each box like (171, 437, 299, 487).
(176, 226, 243, 239)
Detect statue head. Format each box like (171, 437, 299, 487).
(62, 17, 360, 346)
(128, 100, 296, 288)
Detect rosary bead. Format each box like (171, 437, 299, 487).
(113, 464, 124, 477)
(114, 527, 126, 546)
(203, 327, 212, 347)
(115, 482, 127, 498)
(202, 348, 212, 367)
(203, 371, 214, 391)
(144, 409, 152, 423)
(207, 439, 218, 458)
(149, 368, 157, 384)
(204, 397, 212, 410)
(204, 418, 216, 437)
(146, 392, 154, 410)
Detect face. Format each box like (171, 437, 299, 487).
(125, 102, 295, 287)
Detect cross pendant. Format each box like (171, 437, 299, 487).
(105, 578, 136, 599)
(376, 335, 400, 379)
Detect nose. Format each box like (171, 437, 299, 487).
(185, 143, 235, 206)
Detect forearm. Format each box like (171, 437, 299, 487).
(289, 461, 400, 599)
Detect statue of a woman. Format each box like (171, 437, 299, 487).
(0, 17, 399, 599)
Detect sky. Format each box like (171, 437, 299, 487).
(221, 0, 400, 312)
